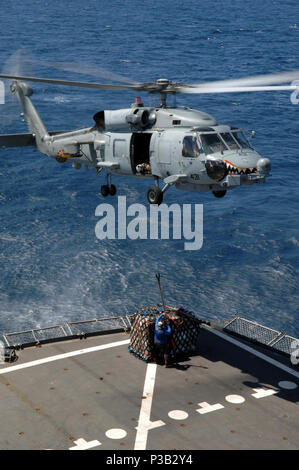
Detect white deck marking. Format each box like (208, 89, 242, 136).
(168, 410, 189, 420)
(225, 394, 245, 404)
(69, 438, 101, 450)
(134, 363, 165, 450)
(251, 387, 278, 399)
(0, 339, 130, 374)
(196, 402, 224, 414)
(105, 428, 127, 439)
(203, 326, 299, 379)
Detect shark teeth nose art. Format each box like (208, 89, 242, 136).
(224, 160, 257, 175)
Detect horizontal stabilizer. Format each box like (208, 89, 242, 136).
(0, 133, 35, 148)
(0, 131, 69, 149)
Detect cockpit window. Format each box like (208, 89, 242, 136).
(200, 133, 226, 155)
(182, 136, 201, 158)
(220, 133, 239, 150)
(232, 131, 252, 149)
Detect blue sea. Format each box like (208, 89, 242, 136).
(0, 0, 298, 337)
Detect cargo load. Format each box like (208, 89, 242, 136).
(128, 306, 202, 362)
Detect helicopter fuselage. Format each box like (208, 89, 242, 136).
(46, 104, 271, 201)
(2, 81, 271, 204)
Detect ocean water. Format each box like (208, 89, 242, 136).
(0, 0, 298, 336)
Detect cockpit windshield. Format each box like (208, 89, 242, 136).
(200, 133, 226, 155)
(220, 133, 239, 150)
(231, 131, 252, 149)
(199, 130, 252, 154)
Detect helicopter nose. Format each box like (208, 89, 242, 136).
(257, 157, 271, 173)
(223, 153, 271, 176)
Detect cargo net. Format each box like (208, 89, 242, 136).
(128, 306, 202, 362)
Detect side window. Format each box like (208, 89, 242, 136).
(113, 139, 127, 158)
(182, 136, 201, 158)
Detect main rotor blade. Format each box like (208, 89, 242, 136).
(30, 59, 138, 85)
(184, 70, 299, 90)
(176, 84, 298, 94)
(2, 70, 298, 96)
(0, 73, 143, 91)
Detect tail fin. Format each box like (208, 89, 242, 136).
(10, 81, 50, 155)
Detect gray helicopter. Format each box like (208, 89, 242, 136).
(0, 67, 298, 204)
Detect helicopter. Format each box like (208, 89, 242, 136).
(0, 67, 298, 205)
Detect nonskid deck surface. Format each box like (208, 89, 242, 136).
(0, 327, 298, 450)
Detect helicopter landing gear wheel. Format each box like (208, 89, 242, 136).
(147, 186, 163, 205)
(212, 190, 227, 198)
(101, 185, 110, 197)
(109, 184, 117, 196)
(101, 173, 117, 197)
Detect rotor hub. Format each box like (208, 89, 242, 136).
(156, 78, 171, 88)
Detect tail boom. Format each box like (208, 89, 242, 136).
(10, 80, 50, 155)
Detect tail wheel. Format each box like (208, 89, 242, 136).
(147, 186, 163, 205)
(109, 184, 117, 196)
(212, 190, 227, 198)
(101, 185, 110, 197)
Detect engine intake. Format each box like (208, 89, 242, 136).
(93, 108, 154, 131)
(126, 108, 149, 127)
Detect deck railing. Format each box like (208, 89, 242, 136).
(2, 313, 298, 361)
